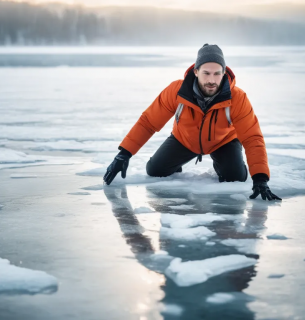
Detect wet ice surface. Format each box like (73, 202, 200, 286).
(1, 47, 305, 319)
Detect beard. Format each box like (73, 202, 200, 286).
(199, 82, 220, 97)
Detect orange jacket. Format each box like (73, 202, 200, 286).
(120, 64, 270, 178)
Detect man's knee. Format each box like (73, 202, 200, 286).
(146, 159, 181, 177)
(217, 164, 248, 182)
(146, 159, 163, 177)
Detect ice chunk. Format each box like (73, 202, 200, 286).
(0, 148, 39, 164)
(68, 192, 91, 196)
(153, 250, 168, 256)
(0, 258, 58, 294)
(268, 274, 285, 279)
(0, 148, 81, 170)
(206, 241, 216, 246)
(160, 226, 215, 241)
(161, 213, 224, 229)
(221, 239, 262, 254)
(77, 167, 105, 176)
(134, 206, 154, 214)
(230, 194, 247, 201)
(161, 198, 188, 205)
(10, 174, 38, 179)
(168, 204, 195, 210)
(267, 233, 289, 240)
(165, 255, 257, 287)
(150, 251, 172, 262)
(206, 293, 235, 304)
(160, 303, 183, 316)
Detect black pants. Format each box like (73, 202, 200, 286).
(146, 135, 248, 182)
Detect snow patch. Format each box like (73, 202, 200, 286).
(165, 255, 257, 287)
(0, 258, 58, 294)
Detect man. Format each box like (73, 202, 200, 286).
(103, 44, 281, 201)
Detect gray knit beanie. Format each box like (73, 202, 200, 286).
(195, 44, 226, 71)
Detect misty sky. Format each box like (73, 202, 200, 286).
(10, 0, 305, 12)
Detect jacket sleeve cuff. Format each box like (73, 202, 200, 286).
(118, 146, 132, 158)
(252, 173, 269, 183)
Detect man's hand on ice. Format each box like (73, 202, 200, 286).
(249, 181, 282, 201)
(103, 148, 132, 185)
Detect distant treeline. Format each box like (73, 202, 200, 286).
(0, 1, 305, 45)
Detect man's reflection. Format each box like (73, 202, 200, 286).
(104, 186, 270, 320)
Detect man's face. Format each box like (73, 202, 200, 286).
(194, 62, 225, 97)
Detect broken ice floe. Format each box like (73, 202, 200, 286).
(161, 213, 224, 229)
(221, 239, 263, 255)
(160, 226, 215, 241)
(165, 255, 257, 287)
(0, 258, 58, 294)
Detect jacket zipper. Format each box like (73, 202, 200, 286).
(214, 110, 218, 140)
(208, 110, 216, 141)
(199, 114, 207, 155)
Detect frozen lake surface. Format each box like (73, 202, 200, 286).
(0, 46, 305, 319)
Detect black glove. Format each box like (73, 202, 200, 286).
(103, 148, 132, 185)
(249, 173, 282, 201)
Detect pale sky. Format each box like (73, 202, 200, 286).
(10, 0, 305, 12)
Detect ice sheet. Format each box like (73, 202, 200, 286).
(0, 258, 58, 294)
(165, 255, 257, 287)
